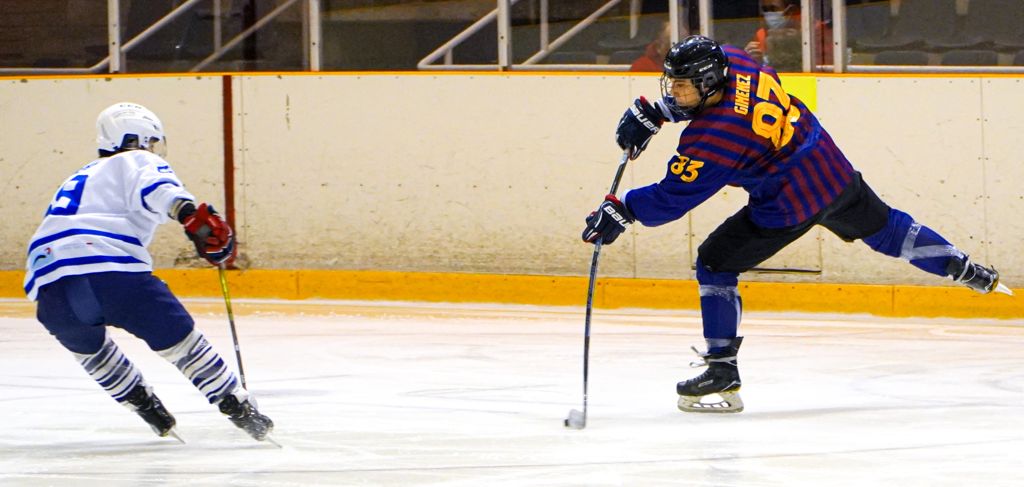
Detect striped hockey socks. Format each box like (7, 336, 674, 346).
(72, 331, 145, 404)
(157, 330, 244, 404)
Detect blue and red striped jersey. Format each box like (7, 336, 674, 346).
(623, 45, 855, 229)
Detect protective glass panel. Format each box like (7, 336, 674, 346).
(322, 0, 496, 70)
(15, 0, 321, 73)
(710, 0, 812, 73)
(846, 0, 1023, 68)
(175, 0, 306, 73)
(506, 1, 690, 71)
(0, 0, 110, 70)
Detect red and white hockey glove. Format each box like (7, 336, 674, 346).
(178, 202, 236, 266)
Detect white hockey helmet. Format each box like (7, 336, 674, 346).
(95, 102, 167, 157)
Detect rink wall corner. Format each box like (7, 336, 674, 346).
(2, 270, 1020, 320)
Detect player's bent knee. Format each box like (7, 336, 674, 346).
(695, 257, 739, 286)
(52, 328, 107, 355)
(861, 208, 913, 257)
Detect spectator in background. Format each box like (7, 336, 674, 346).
(631, 22, 674, 72)
(745, 0, 833, 72)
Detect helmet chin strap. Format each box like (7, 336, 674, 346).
(693, 93, 712, 114)
(697, 86, 723, 110)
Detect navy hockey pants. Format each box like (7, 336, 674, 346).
(35, 272, 195, 354)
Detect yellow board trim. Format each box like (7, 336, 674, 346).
(2, 269, 1019, 319)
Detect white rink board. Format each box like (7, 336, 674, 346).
(0, 76, 225, 268)
(0, 299, 1022, 486)
(234, 73, 636, 276)
(1, 74, 1021, 286)
(815, 77, 988, 285)
(979, 78, 1024, 276)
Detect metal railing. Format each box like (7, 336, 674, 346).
(2, 0, 1022, 75)
(521, 0, 626, 65)
(832, 0, 1023, 74)
(418, 0, 655, 72)
(416, 0, 524, 71)
(0, 0, 323, 75)
(417, 0, 1024, 74)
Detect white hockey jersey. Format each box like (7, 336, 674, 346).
(24, 150, 195, 300)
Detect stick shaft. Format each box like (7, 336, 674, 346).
(581, 240, 601, 422)
(578, 150, 631, 423)
(218, 264, 247, 390)
(607, 151, 630, 196)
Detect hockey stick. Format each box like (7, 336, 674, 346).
(690, 264, 822, 275)
(216, 265, 284, 449)
(565, 150, 631, 430)
(218, 263, 247, 390)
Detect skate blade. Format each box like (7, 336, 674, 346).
(564, 409, 586, 429)
(677, 391, 744, 413)
(166, 428, 186, 444)
(262, 435, 284, 448)
(995, 282, 1013, 296)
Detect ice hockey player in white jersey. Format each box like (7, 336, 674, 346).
(24, 102, 273, 442)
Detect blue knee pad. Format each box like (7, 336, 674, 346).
(862, 208, 912, 258)
(862, 208, 964, 277)
(696, 257, 741, 351)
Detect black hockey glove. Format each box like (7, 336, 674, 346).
(582, 194, 635, 245)
(615, 97, 667, 160)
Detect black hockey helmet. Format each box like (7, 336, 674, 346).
(660, 35, 730, 119)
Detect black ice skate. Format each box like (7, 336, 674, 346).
(219, 393, 275, 442)
(676, 337, 744, 413)
(948, 257, 1013, 295)
(123, 384, 184, 442)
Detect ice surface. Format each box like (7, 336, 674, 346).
(1, 299, 1022, 486)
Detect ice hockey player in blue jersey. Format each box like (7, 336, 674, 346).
(582, 36, 1012, 413)
(24, 102, 273, 442)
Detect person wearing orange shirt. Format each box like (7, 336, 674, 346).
(745, 0, 833, 71)
(631, 22, 674, 72)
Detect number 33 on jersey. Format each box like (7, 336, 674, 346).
(670, 155, 704, 183)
